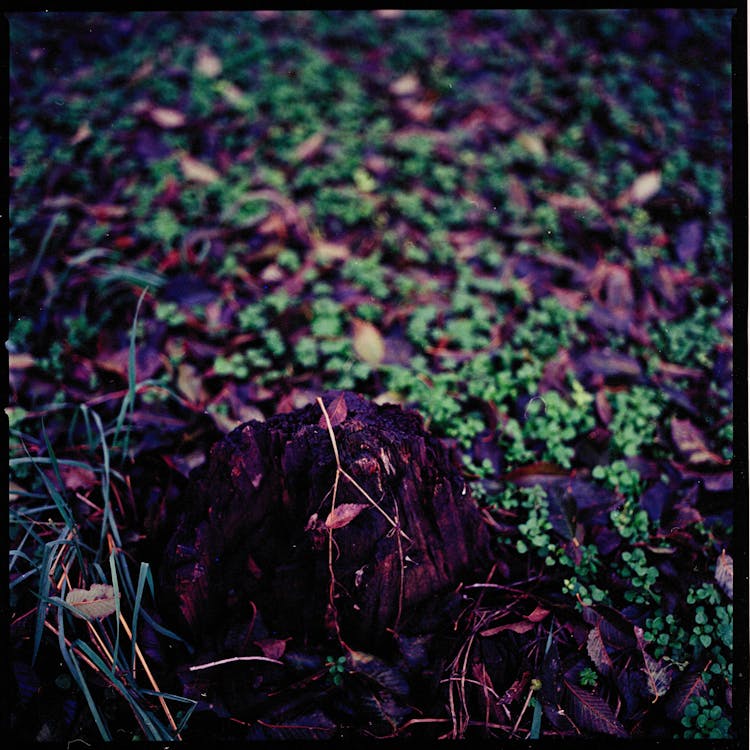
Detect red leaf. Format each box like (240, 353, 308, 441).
(318, 392, 348, 429)
(563, 677, 628, 737)
(664, 669, 708, 721)
(586, 627, 615, 677)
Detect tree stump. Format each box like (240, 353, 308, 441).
(159, 391, 492, 653)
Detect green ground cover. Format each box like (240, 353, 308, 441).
(8, 9, 740, 742)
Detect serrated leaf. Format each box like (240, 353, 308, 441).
(563, 678, 628, 737)
(65, 583, 118, 620)
(664, 669, 708, 720)
(633, 625, 674, 700)
(324, 503, 369, 530)
(586, 627, 615, 677)
(348, 650, 410, 697)
(352, 319, 385, 365)
(641, 650, 674, 701)
(715, 550, 733, 599)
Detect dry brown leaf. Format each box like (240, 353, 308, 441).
(390, 73, 421, 97)
(180, 153, 221, 184)
(59, 464, 97, 491)
(293, 131, 326, 162)
(195, 45, 222, 78)
(352, 319, 385, 366)
(177, 363, 205, 404)
(325, 503, 370, 530)
(516, 131, 547, 159)
(313, 238, 350, 265)
(615, 170, 661, 208)
(66, 583, 118, 620)
(671, 417, 729, 466)
(319, 392, 348, 428)
(150, 107, 186, 129)
(715, 550, 733, 600)
(70, 121, 92, 145)
(9, 353, 35, 370)
(216, 80, 253, 110)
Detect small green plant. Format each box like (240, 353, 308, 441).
(650, 305, 723, 371)
(155, 301, 187, 327)
(326, 655, 348, 687)
(681, 695, 731, 739)
(606, 387, 664, 457)
(618, 548, 659, 604)
(512, 297, 586, 360)
(579, 666, 599, 688)
(522, 384, 595, 468)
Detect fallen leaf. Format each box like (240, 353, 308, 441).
(294, 131, 326, 162)
(255, 637, 288, 660)
(65, 583, 118, 620)
(180, 153, 221, 184)
(149, 107, 186, 129)
(9, 353, 35, 370)
(177, 363, 205, 404)
(88, 203, 128, 221)
(544, 192, 601, 213)
(195, 45, 222, 78)
(671, 417, 729, 466)
(313, 238, 350, 265)
(352, 319, 385, 365)
(390, 73, 421, 97)
(59, 464, 96, 491)
(319, 392, 348, 428)
(325, 503, 369, 530)
(516, 131, 547, 159)
(216, 80, 253, 110)
(70, 120, 92, 145)
(634, 625, 674, 700)
(480, 620, 536, 636)
(715, 550, 733, 600)
(563, 677, 628, 736)
(615, 170, 661, 208)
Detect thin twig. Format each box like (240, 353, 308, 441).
(189, 656, 283, 671)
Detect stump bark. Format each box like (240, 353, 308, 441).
(159, 391, 492, 652)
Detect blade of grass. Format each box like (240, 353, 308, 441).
(56, 600, 112, 740)
(140, 691, 197, 735)
(22, 442, 75, 531)
(109, 552, 122, 670)
(73, 639, 174, 740)
(529, 619, 555, 740)
(32, 536, 76, 665)
(131, 562, 152, 672)
(23, 212, 64, 297)
(112, 287, 148, 462)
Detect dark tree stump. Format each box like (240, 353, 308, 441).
(159, 391, 492, 652)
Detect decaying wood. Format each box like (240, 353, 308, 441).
(159, 391, 492, 652)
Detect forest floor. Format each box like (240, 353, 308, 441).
(8, 9, 743, 743)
